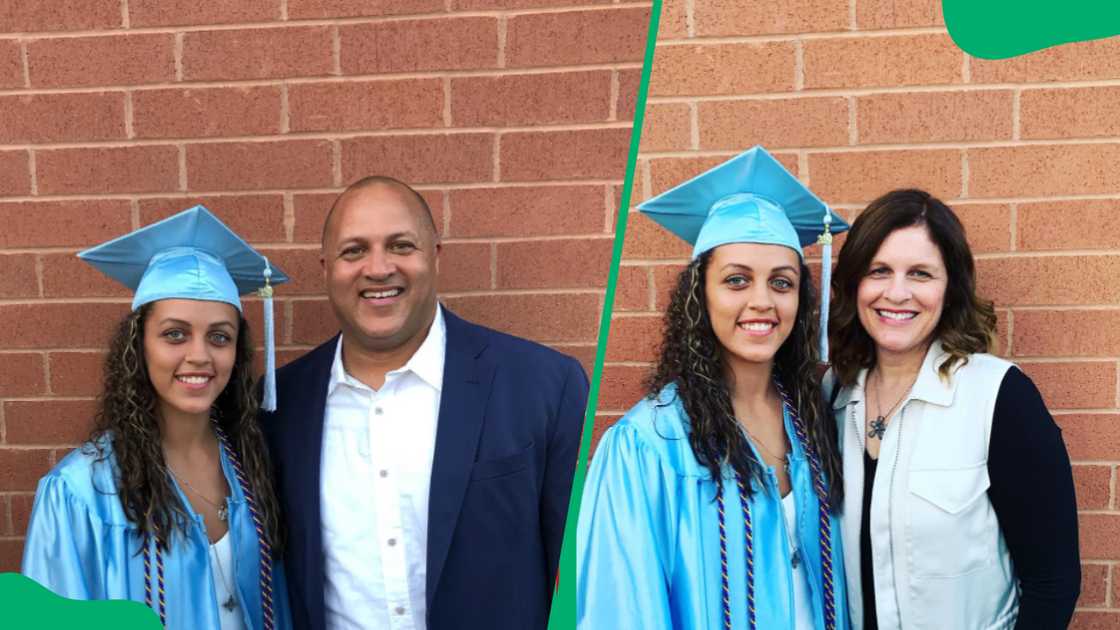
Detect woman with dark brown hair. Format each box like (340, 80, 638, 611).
(827, 189, 1080, 630)
(21, 206, 292, 630)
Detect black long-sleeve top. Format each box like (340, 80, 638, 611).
(860, 366, 1081, 629)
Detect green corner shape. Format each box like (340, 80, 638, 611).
(944, 0, 1120, 59)
(0, 573, 161, 629)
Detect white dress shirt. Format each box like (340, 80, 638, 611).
(321, 306, 446, 630)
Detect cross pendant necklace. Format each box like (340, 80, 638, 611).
(222, 596, 236, 612)
(867, 368, 916, 441)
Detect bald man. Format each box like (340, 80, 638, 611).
(261, 177, 588, 630)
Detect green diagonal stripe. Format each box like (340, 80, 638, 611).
(944, 0, 1120, 59)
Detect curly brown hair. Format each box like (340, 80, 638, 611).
(646, 252, 843, 509)
(86, 304, 283, 551)
(829, 189, 997, 386)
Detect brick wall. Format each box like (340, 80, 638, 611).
(0, 0, 650, 571)
(601, 1, 1120, 625)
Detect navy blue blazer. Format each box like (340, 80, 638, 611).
(261, 308, 588, 630)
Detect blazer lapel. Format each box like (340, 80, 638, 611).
(426, 310, 493, 606)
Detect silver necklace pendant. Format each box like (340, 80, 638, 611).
(222, 595, 236, 611)
(218, 505, 228, 522)
(868, 416, 887, 439)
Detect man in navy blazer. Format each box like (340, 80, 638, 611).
(261, 177, 588, 630)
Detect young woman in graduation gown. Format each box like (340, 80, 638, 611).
(577, 147, 850, 630)
(21, 206, 292, 630)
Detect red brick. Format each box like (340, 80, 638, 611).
(290, 79, 444, 132)
(1013, 310, 1120, 357)
(1073, 465, 1112, 510)
(507, 7, 649, 68)
(187, 139, 333, 191)
(971, 37, 1120, 83)
(597, 364, 647, 411)
(342, 133, 493, 185)
(133, 86, 281, 139)
(1017, 362, 1116, 409)
(0, 0, 121, 32)
(1018, 200, 1120, 251)
(652, 263, 687, 310)
(0, 449, 53, 492)
(37, 145, 178, 195)
(1058, 414, 1120, 461)
(589, 413, 622, 458)
(803, 34, 962, 89)
(27, 34, 174, 88)
(971, 144, 1120, 198)
(453, 0, 609, 8)
(290, 299, 338, 345)
(183, 26, 332, 82)
(0, 40, 21, 88)
(293, 189, 444, 244)
(0, 353, 45, 396)
(857, 90, 1013, 144)
(0, 150, 30, 195)
(1078, 562, 1109, 607)
(255, 248, 323, 296)
(41, 252, 130, 298)
(0, 540, 20, 572)
(442, 293, 601, 343)
(451, 71, 612, 127)
(649, 42, 796, 97)
(810, 149, 961, 205)
(550, 343, 595, 378)
(0, 303, 129, 349)
(139, 194, 286, 243)
(950, 202, 1011, 254)
(613, 265, 651, 312)
(699, 97, 849, 150)
(856, 0, 943, 28)
(448, 185, 604, 238)
(605, 315, 661, 363)
(501, 128, 631, 181)
(48, 351, 106, 397)
(977, 256, 1120, 307)
(9, 493, 33, 536)
(1071, 611, 1120, 630)
(648, 152, 800, 198)
(617, 68, 642, 121)
(341, 17, 498, 74)
(0, 254, 37, 298)
(695, 0, 848, 36)
(437, 242, 491, 292)
(129, 0, 279, 26)
(0, 200, 131, 248)
(496, 238, 613, 289)
(0, 92, 125, 143)
(621, 210, 692, 260)
(289, 0, 443, 18)
(241, 297, 291, 351)
(5, 400, 96, 445)
(1080, 513, 1120, 560)
(640, 103, 691, 153)
(1021, 86, 1120, 140)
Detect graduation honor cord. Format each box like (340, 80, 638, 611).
(716, 380, 837, 630)
(143, 425, 276, 629)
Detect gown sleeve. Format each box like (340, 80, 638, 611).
(21, 474, 104, 600)
(576, 422, 677, 630)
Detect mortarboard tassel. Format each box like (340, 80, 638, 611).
(259, 258, 277, 412)
(818, 211, 833, 363)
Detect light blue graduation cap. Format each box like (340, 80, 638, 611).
(77, 205, 288, 411)
(638, 146, 849, 361)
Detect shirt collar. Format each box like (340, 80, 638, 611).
(327, 304, 447, 395)
(832, 338, 956, 409)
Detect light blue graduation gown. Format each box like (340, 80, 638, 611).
(577, 384, 850, 630)
(21, 438, 292, 630)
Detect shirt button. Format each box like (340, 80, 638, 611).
(387, 538, 397, 546)
(379, 469, 388, 478)
(374, 407, 383, 415)
(395, 607, 406, 615)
